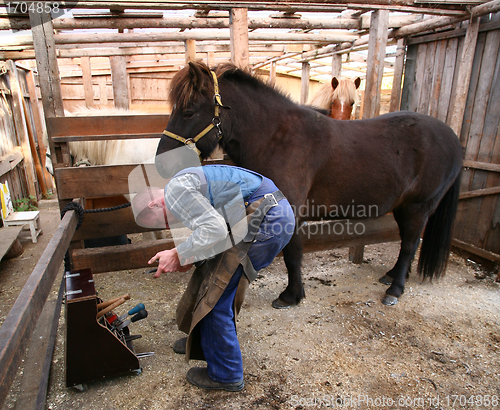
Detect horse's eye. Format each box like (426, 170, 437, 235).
(183, 110, 195, 118)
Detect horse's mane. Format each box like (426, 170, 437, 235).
(169, 62, 292, 110)
(309, 78, 359, 109)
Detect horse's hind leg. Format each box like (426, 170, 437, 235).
(380, 206, 428, 306)
(272, 233, 305, 309)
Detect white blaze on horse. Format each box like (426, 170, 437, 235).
(309, 77, 361, 120)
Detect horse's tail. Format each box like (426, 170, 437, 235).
(417, 171, 461, 280)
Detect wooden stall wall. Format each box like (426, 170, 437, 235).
(401, 13, 500, 257)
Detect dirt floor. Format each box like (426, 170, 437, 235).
(1, 198, 500, 410)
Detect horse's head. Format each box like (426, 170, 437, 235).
(330, 77, 361, 121)
(155, 62, 230, 178)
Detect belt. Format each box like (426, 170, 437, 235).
(241, 190, 286, 282)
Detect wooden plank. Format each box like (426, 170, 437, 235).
(362, 9, 389, 119)
(81, 56, 95, 108)
(464, 160, 500, 172)
(46, 114, 169, 139)
(109, 55, 129, 109)
(0, 211, 77, 408)
(428, 39, 447, 118)
(6, 61, 37, 199)
(0, 226, 23, 262)
(185, 39, 196, 64)
(459, 186, 500, 199)
(0, 147, 23, 177)
(72, 214, 400, 273)
(14, 277, 65, 410)
(229, 8, 249, 70)
(300, 62, 310, 104)
(389, 38, 405, 112)
(449, 16, 481, 137)
(452, 239, 500, 263)
(400, 43, 417, 111)
(410, 42, 428, 113)
(437, 37, 459, 123)
(417, 40, 437, 115)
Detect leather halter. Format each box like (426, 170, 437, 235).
(162, 70, 223, 159)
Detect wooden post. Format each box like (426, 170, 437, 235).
(110, 55, 129, 109)
(449, 17, 481, 141)
(81, 56, 95, 108)
(268, 61, 276, 87)
(25, 70, 54, 192)
(300, 61, 310, 104)
(229, 8, 249, 70)
(207, 51, 215, 68)
(6, 60, 37, 199)
(389, 38, 406, 112)
(185, 39, 196, 64)
(332, 53, 342, 78)
(28, 10, 68, 168)
(362, 10, 389, 119)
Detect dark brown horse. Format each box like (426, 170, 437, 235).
(155, 62, 463, 307)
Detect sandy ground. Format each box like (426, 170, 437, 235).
(1, 198, 499, 410)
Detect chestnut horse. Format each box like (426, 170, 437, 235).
(155, 62, 463, 307)
(310, 76, 361, 120)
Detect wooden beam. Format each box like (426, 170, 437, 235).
(452, 239, 500, 264)
(459, 186, 500, 200)
(71, 214, 400, 273)
(6, 60, 37, 199)
(389, 38, 405, 112)
(332, 53, 342, 78)
(463, 160, 500, 173)
(230, 8, 250, 70)
(46, 115, 169, 139)
(449, 17, 481, 140)
(362, 9, 389, 119)
(109, 55, 129, 109)
(0, 211, 78, 408)
(81, 56, 95, 108)
(300, 61, 310, 104)
(185, 39, 196, 64)
(0, 147, 23, 177)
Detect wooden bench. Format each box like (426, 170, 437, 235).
(0, 225, 24, 261)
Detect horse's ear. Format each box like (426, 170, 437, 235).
(354, 77, 361, 89)
(332, 77, 339, 90)
(188, 62, 205, 89)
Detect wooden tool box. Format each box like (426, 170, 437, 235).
(65, 268, 141, 388)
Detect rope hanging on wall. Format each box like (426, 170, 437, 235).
(60, 201, 132, 272)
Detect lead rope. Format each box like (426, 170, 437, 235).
(61, 201, 132, 272)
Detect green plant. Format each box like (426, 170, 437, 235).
(13, 196, 38, 212)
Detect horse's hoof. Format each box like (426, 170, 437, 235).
(272, 298, 291, 309)
(379, 275, 393, 285)
(382, 295, 398, 306)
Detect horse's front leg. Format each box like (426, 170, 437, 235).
(272, 232, 305, 309)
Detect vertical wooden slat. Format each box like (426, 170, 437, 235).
(300, 62, 310, 104)
(229, 8, 249, 70)
(389, 38, 405, 112)
(185, 39, 196, 64)
(81, 56, 94, 108)
(6, 61, 37, 199)
(207, 51, 215, 68)
(332, 53, 342, 78)
(437, 37, 459, 123)
(363, 9, 389, 119)
(268, 60, 276, 87)
(110, 55, 129, 109)
(417, 41, 437, 115)
(428, 40, 447, 118)
(449, 17, 481, 139)
(400, 44, 417, 111)
(410, 43, 428, 113)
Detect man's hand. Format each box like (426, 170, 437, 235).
(148, 248, 193, 278)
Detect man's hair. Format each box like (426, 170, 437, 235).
(131, 186, 163, 225)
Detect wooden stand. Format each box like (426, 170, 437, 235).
(65, 268, 141, 388)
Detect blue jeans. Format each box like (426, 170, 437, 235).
(199, 178, 295, 383)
